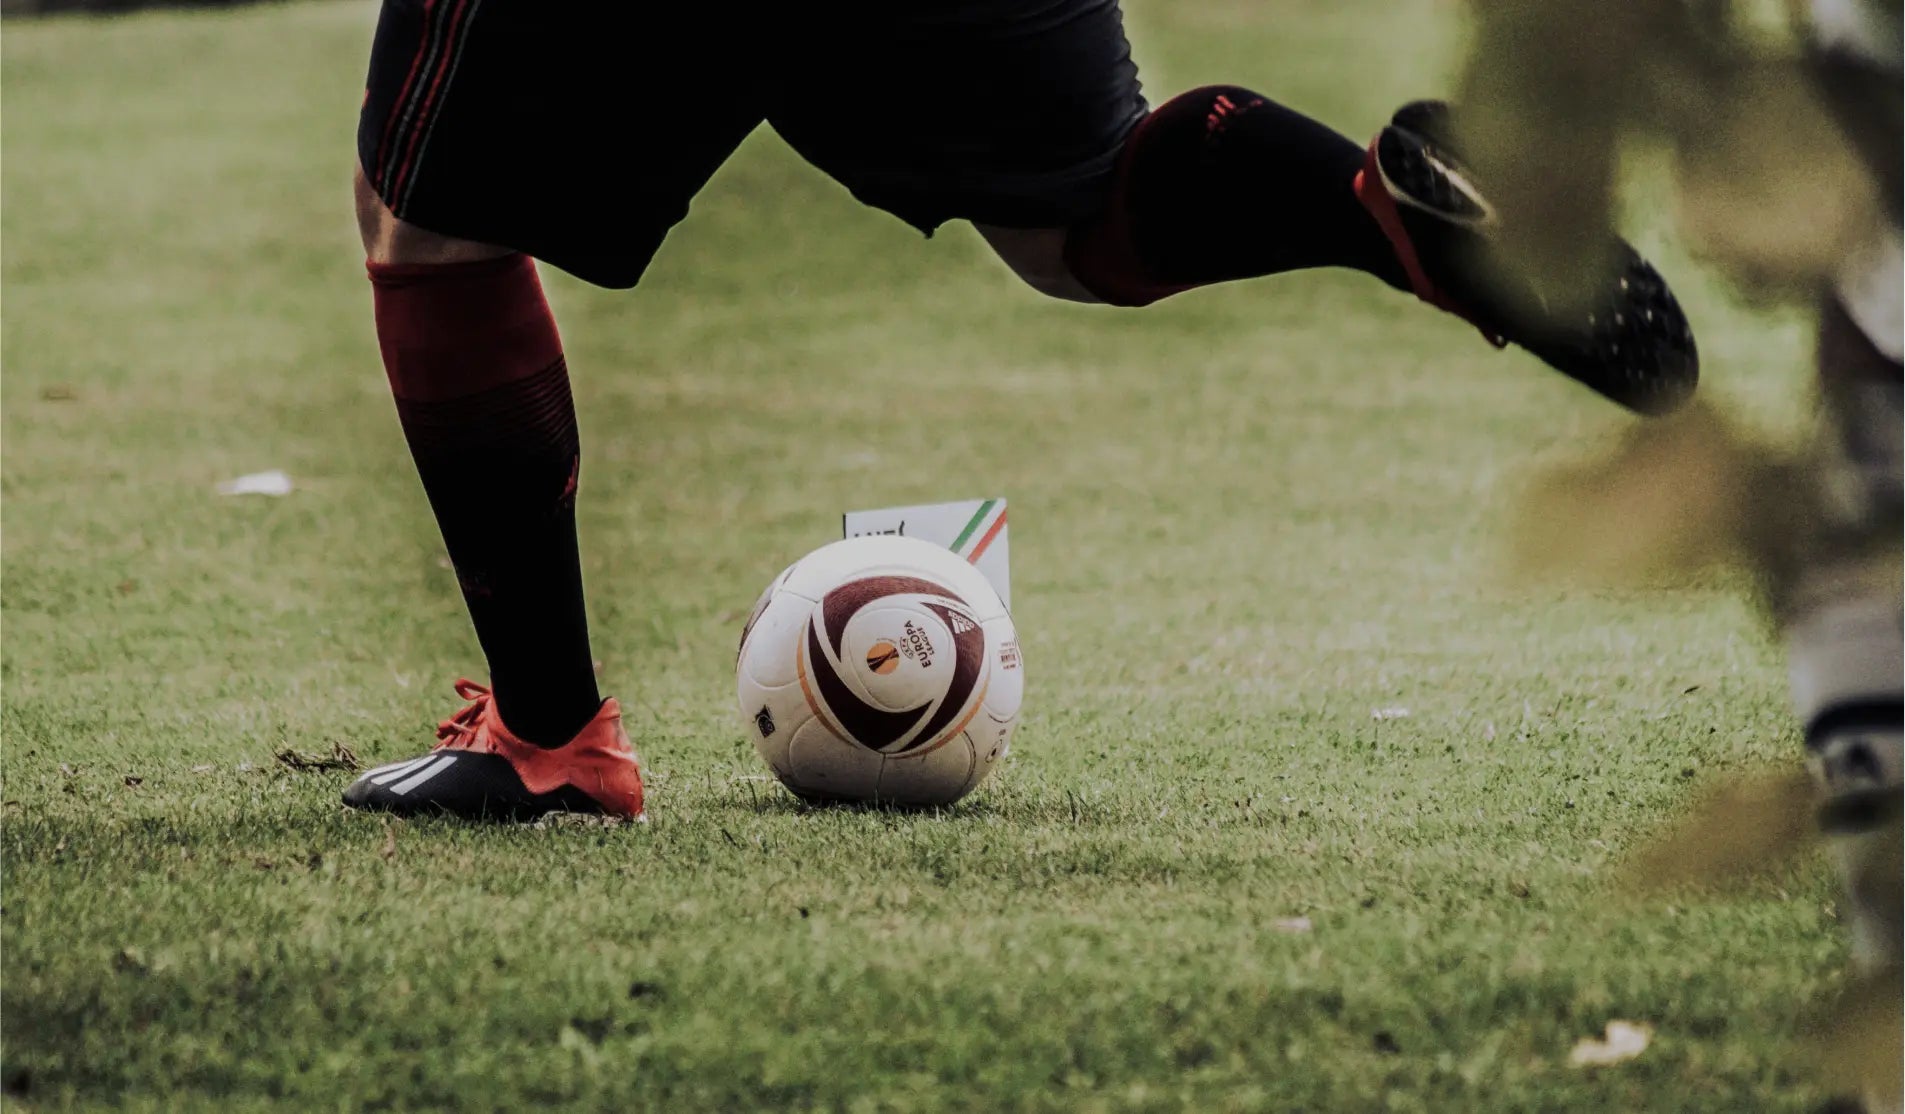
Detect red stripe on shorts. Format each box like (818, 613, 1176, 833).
(371, 0, 441, 198)
(388, 0, 476, 209)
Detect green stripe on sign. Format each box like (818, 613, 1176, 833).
(950, 499, 997, 554)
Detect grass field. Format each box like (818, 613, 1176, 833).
(0, 2, 1854, 1110)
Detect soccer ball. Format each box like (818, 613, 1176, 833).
(735, 535, 1023, 807)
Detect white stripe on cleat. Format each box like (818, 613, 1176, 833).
(389, 754, 457, 796)
(364, 755, 433, 786)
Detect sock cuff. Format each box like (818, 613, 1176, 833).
(370, 253, 563, 402)
(365, 252, 531, 287)
(1062, 84, 1380, 306)
(1062, 108, 1193, 307)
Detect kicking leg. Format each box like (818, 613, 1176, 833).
(1049, 87, 1699, 414)
(976, 90, 1408, 306)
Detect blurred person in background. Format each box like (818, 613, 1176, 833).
(1458, 0, 1899, 1108)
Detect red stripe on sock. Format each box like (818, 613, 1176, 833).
(369, 254, 563, 403)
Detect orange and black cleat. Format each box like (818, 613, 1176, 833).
(1355, 100, 1699, 416)
(343, 680, 645, 821)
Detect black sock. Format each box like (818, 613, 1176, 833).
(1068, 86, 1408, 304)
(371, 257, 601, 748)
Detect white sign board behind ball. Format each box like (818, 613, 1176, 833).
(843, 498, 1010, 611)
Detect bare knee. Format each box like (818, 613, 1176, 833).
(972, 224, 1103, 304)
(354, 162, 512, 265)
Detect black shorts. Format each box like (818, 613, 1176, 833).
(358, 0, 1148, 288)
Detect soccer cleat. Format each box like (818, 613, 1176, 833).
(343, 680, 645, 821)
(1354, 100, 1699, 416)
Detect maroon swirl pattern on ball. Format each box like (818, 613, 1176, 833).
(804, 576, 987, 754)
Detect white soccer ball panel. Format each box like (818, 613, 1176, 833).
(736, 590, 813, 690)
(741, 679, 811, 781)
(782, 715, 883, 803)
(876, 731, 978, 807)
(980, 615, 1023, 724)
(975, 723, 1010, 769)
(966, 710, 1015, 766)
(736, 561, 795, 663)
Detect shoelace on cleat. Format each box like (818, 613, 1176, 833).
(434, 679, 494, 749)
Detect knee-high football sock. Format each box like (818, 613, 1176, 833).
(1066, 86, 1409, 306)
(369, 254, 600, 747)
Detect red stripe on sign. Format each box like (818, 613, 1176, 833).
(966, 509, 1007, 563)
(389, 0, 474, 205)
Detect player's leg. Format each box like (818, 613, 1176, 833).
(772, 4, 1696, 415)
(1785, 284, 1903, 1114)
(354, 171, 627, 818)
(1786, 16, 1903, 1108)
(968, 227, 1098, 304)
(357, 165, 597, 745)
(341, 0, 761, 820)
(1053, 86, 1697, 415)
(970, 89, 1409, 306)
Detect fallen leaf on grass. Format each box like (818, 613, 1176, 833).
(1569, 1020, 1652, 1067)
(536, 812, 627, 830)
(216, 470, 294, 497)
(273, 743, 361, 773)
(380, 820, 399, 862)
